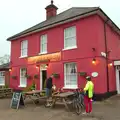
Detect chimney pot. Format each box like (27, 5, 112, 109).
(45, 0, 58, 20)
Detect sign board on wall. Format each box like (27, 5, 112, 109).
(91, 72, 98, 77)
(28, 52, 61, 64)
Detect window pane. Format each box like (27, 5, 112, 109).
(21, 40, 28, 56)
(40, 34, 47, 53)
(64, 26, 76, 48)
(64, 63, 77, 88)
(21, 49, 27, 56)
(20, 68, 27, 86)
(0, 72, 5, 85)
(69, 37, 76, 47)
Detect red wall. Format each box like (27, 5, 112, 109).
(96, 16, 120, 92)
(10, 14, 120, 94)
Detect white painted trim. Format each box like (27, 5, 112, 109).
(40, 65, 47, 90)
(18, 85, 26, 88)
(63, 86, 78, 89)
(116, 67, 120, 94)
(62, 46, 77, 51)
(39, 52, 47, 55)
(114, 61, 120, 66)
(19, 56, 27, 58)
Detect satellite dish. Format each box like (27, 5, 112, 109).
(91, 72, 98, 77)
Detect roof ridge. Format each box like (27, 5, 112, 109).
(7, 7, 100, 40)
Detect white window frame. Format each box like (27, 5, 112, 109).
(64, 63, 78, 89)
(63, 26, 77, 50)
(20, 40, 28, 58)
(19, 68, 27, 87)
(0, 71, 5, 86)
(40, 34, 47, 54)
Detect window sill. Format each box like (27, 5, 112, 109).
(62, 46, 77, 51)
(39, 52, 47, 55)
(18, 85, 26, 88)
(0, 84, 5, 86)
(19, 56, 28, 58)
(63, 86, 78, 89)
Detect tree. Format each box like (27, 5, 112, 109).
(0, 54, 10, 65)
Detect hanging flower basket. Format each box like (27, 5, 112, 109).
(78, 72, 87, 76)
(34, 74, 39, 79)
(25, 74, 32, 80)
(52, 73, 60, 78)
(11, 75, 17, 80)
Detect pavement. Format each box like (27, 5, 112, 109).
(0, 95, 120, 120)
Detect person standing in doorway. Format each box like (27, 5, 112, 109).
(83, 76, 94, 114)
(46, 75, 53, 106)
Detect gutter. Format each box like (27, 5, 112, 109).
(104, 19, 109, 93)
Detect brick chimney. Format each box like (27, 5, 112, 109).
(45, 0, 58, 19)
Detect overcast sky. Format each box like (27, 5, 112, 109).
(0, 0, 120, 57)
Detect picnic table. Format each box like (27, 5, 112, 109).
(0, 88, 13, 97)
(51, 92, 74, 111)
(24, 90, 47, 105)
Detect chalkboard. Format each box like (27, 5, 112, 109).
(10, 90, 24, 109)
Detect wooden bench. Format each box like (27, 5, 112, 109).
(0, 88, 13, 98)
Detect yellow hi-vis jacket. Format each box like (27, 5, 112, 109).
(84, 81, 94, 98)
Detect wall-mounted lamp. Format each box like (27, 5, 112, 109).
(36, 65, 39, 69)
(45, 64, 48, 68)
(9, 68, 12, 72)
(92, 58, 96, 64)
(109, 63, 113, 67)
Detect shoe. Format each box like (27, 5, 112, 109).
(82, 112, 89, 115)
(89, 112, 92, 114)
(46, 103, 50, 107)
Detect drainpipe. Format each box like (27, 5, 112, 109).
(104, 19, 109, 93)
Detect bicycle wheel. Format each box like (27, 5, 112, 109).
(75, 103, 82, 115)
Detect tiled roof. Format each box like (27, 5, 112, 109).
(7, 7, 99, 41)
(0, 63, 10, 69)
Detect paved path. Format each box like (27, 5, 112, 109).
(0, 95, 120, 120)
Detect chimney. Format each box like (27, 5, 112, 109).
(45, 0, 58, 20)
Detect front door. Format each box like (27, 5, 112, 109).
(116, 66, 120, 94)
(42, 70, 47, 90)
(40, 65, 47, 90)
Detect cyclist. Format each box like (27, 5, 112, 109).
(83, 76, 94, 114)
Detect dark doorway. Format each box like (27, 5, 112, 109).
(42, 70, 47, 90)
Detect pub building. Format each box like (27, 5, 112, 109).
(7, 1, 120, 100)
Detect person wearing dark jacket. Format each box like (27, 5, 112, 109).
(46, 75, 53, 98)
(45, 75, 53, 107)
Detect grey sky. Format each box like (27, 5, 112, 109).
(0, 0, 120, 57)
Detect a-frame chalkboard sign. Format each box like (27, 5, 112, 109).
(10, 89, 25, 109)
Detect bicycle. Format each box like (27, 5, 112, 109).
(72, 88, 85, 115)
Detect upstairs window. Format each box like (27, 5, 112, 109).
(21, 40, 28, 57)
(64, 26, 76, 49)
(40, 34, 47, 54)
